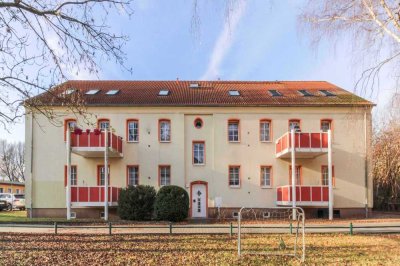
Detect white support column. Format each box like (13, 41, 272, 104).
(328, 129, 333, 220)
(291, 129, 296, 220)
(66, 126, 72, 220)
(104, 128, 109, 221)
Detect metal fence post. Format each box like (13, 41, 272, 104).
(230, 222, 233, 237)
(169, 223, 172, 234)
(54, 222, 58, 235)
(290, 222, 293, 234)
(109, 222, 112, 236)
(350, 222, 353, 235)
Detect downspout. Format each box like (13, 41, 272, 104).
(29, 112, 34, 219)
(364, 108, 369, 218)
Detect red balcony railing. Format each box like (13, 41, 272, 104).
(275, 132, 328, 154)
(276, 185, 329, 206)
(70, 186, 121, 205)
(71, 132, 123, 154)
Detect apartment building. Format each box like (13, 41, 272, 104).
(25, 80, 374, 219)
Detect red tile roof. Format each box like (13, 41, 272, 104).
(32, 80, 374, 107)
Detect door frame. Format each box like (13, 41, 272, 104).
(190, 181, 208, 218)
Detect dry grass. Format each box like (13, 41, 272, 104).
(0, 233, 399, 265)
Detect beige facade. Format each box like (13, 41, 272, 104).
(25, 105, 373, 218)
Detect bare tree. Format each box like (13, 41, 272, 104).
(0, 139, 24, 182)
(300, 0, 400, 96)
(0, 0, 133, 129)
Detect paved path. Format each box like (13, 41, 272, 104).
(0, 221, 399, 235)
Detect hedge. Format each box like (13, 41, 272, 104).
(117, 185, 156, 220)
(154, 185, 189, 222)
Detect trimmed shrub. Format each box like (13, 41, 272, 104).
(117, 185, 156, 220)
(154, 185, 189, 222)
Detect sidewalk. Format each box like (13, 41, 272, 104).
(0, 221, 399, 235)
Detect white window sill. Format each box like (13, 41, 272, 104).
(193, 163, 205, 166)
(228, 141, 240, 143)
(260, 140, 272, 143)
(160, 141, 171, 143)
(261, 186, 272, 189)
(127, 141, 139, 143)
(229, 185, 241, 189)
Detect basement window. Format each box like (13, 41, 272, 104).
(319, 90, 336, 96)
(158, 90, 170, 96)
(106, 90, 120, 95)
(85, 89, 100, 95)
(298, 90, 313, 97)
(232, 212, 239, 218)
(229, 90, 240, 96)
(268, 90, 282, 97)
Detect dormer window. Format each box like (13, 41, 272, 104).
(320, 90, 336, 96)
(229, 90, 240, 96)
(189, 83, 199, 88)
(158, 90, 170, 96)
(298, 90, 313, 97)
(86, 89, 100, 95)
(268, 90, 282, 97)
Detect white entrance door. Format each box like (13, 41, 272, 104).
(191, 183, 207, 218)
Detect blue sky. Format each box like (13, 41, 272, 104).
(0, 0, 394, 142)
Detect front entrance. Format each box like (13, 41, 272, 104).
(191, 182, 207, 218)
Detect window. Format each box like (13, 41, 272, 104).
(64, 165, 77, 186)
(193, 142, 205, 165)
(189, 83, 199, 88)
(98, 165, 110, 186)
(61, 89, 75, 96)
(289, 165, 302, 185)
(228, 120, 240, 142)
(229, 166, 240, 187)
(159, 165, 171, 186)
(158, 90, 170, 96)
(127, 166, 139, 186)
(322, 166, 335, 186)
(260, 120, 271, 142)
(106, 90, 119, 95)
(298, 90, 313, 96)
(98, 119, 110, 131)
(319, 90, 336, 96)
(194, 118, 203, 129)
(261, 166, 272, 187)
(16, 189, 20, 194)
(289, 119, 301, 131)
(268, 90, 282, 97)
(0, 188, 3, 193)
(159, 119, 171, 142)
(7, 188, 11, 193)
(127, 120, 139, 142)
(85, 89, 100, 95)
(321, 120, 332, 132)
(64, 119, 77, 140)
(229, 90, 240, 96)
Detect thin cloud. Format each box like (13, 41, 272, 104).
(201, 1, 247, 80)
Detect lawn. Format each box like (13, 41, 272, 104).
(0, 233, 399, 265)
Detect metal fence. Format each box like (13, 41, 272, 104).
(0, 222, 399, 235)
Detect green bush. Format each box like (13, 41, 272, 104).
(154, 185, 189, 222)
(117, 185, 156, 220)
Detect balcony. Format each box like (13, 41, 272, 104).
(276, 185, 329, 207)
(275, 132, 328, 159)
(70, 131, 123, 158)
(70, 186, 121, 207)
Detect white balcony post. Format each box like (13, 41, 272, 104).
(66, 126, 72, 220)
(291, 129, 296, 220)
(328, 129, 333, 220)
(104, 128, 109, 221)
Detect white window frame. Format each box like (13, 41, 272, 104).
(127, 120, 139, 142)
(229, 166, 240, 188)
(99, 120, 110, 131)
(71, 166, 77, 186)
(193, 142, 205, 165)
(321, 120, 331, 132)
(159, 166, 171, 186)
(260, 121, 271, 142)
(127, 166, 139, 186)
(99, 166, 110, 186)
(159, 120, 171, 142)
(289, 120, 300, 131)
(261, 166, 272, 187)
(228, 121, 239, 142)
